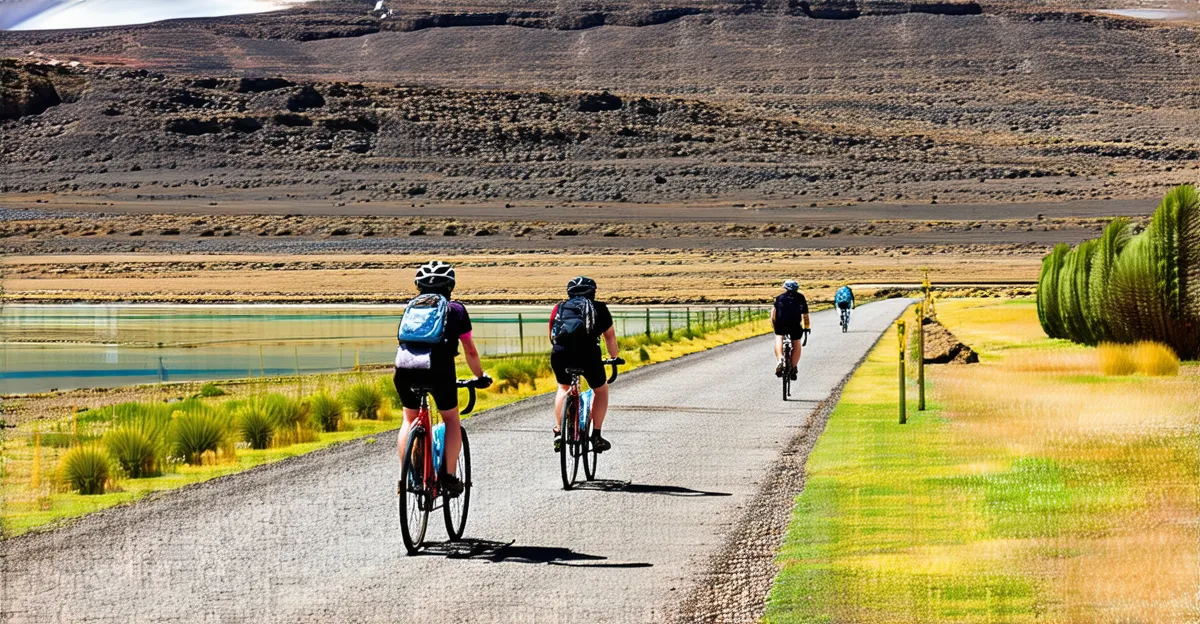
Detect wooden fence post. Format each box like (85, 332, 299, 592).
(686, 307, 692, 333)
(917, 302, 926, 411)
(518, 313, 525, 354)
(667, 309, 674, 339)
(898, 320, 907, 425)
(645, 307, 652, 339)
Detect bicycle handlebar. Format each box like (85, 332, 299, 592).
(602, 358, 624, 385)
(456, 375, 491, 415)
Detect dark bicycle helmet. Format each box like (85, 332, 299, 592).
(783, 280, 800, 292)
(414, 260, 455, 292)
(566, 276, 597, 299)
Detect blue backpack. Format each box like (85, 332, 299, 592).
(835, 287, 853, 306)
(397, 294, 449, 344)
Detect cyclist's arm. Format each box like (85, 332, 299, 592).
(770, 307, 776, 325)
(803, 314, 811, 330)
(459, 333, 485, 378)
(602, 326, 619, 360)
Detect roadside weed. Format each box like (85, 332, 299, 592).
(340, 383, 384, 419)
(308, 392, 343, 432)
(58, 446, 112, 495)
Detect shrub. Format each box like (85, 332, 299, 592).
(59, 446, 112, 495)
(104, 426, 162, 478)
(340, 383, 384, 419)
(639, 346, 651, 362)
(236, 405, 274, 450)
(308, 392, 343, 432)
(1131, 341, 1180, 376)
(1088, 218, 1131, 342)
(1097, 343, 1137, 376)
(198, 382, 226, 397)
(169, 407, 231, 464)
(1058, 239, 1098, 345)
(1036, 243, 1071, 339)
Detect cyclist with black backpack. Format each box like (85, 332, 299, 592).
(393, 260, 491, 498)
(772, 280, 811, 380)
(549, 277, 623, 453)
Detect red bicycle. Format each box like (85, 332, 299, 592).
(559, 358, 622, 490)
(398, 378, 483, 554)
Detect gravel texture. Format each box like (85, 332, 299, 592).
(0, 299, 909, 623)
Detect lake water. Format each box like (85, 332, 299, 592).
(3, 0, 312, 31)
(0, 304, 763, 394)
(1096, 8, 1196, 20)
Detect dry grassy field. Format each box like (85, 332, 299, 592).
(2, 249, 1039, 303)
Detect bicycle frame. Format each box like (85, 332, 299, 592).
(409, 382, 478, 504)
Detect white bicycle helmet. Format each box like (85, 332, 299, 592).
(783, 280, 800, 292)
(414, 260, 455, 291)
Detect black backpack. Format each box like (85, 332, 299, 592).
(551, 297, 596, 347)
(775, 292, 803, 325)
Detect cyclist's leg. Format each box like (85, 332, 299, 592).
(788, 326, 803, 368)
(591, 384, 609, 429)
(549, 351, 573, 434)
(774, 333, 784, 359)
(393, 369, 423, 463)
(553, 384, 571, 431)
(430, 383, 461, 474)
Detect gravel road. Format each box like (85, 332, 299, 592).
(1, 299, 910, 623)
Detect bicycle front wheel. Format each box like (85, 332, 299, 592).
(443, 427, 471, 541)
(559, 395, 580, 490)
(398, 427, 430, 555)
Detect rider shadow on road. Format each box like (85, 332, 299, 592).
(419, 539, 653, 568)
(573, 479, 731, 497)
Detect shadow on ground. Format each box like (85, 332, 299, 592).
(573, 479, 731, 497)
(418, 539, 653, 568)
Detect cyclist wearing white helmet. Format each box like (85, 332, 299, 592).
(394, 260, 490, 497)
(771, 280, 810, 380)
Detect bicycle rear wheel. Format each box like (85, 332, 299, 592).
(443, 427, 471, 541)
(582, 417, 597, 481)
(559, 394, 580, 490)
(398, 427, 430, 555)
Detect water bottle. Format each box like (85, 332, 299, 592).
(580, 389, 594, 429)
(432, 423, 445, 474)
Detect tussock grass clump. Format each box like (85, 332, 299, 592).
(1097, 342, 1138, 376)
(169, 407, 232, 464)
(197, 382, 226, 397)
(104, 426, 163, 478)
(340, 383, 384, 419)
(59, 446, 112, 495)
(1131, 341, 1180, 376)
(308, 392, 343, 432)
(638, 346, 651, 362)
(236, 405, 274, 450)
(1097, 341, 1180, 376)
(494, 357, 549, 392)
(378, 376, 402, 409)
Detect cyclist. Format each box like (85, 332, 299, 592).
(771, 280, 810, 380)
(548, 276, 622, 454)
(393, 260, 490, 498)
(835, 284, 855, 327)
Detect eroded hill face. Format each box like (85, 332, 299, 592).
(1, 0, 1198, 213)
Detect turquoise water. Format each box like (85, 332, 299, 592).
(0, 304, 762, 394)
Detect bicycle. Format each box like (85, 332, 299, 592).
(839, 307, 851, 333)
(398, 378, 484, 555)
(559, 358, 622, 490)
(780, 331, 808, 401)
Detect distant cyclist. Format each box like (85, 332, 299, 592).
(771, 280, 810, 380)
(393, 260, 491, 498)
(548, 277, 622, 454)
(835, 285, 855, 331)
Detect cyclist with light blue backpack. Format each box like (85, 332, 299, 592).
(835, 285, 855, 333)
(394, 260, 491, 498)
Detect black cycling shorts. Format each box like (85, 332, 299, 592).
(836, 301, 852, 310)
(550, 350, 608, 389)
(773, 322, 805, 340)
(393, 368, 459, 411)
